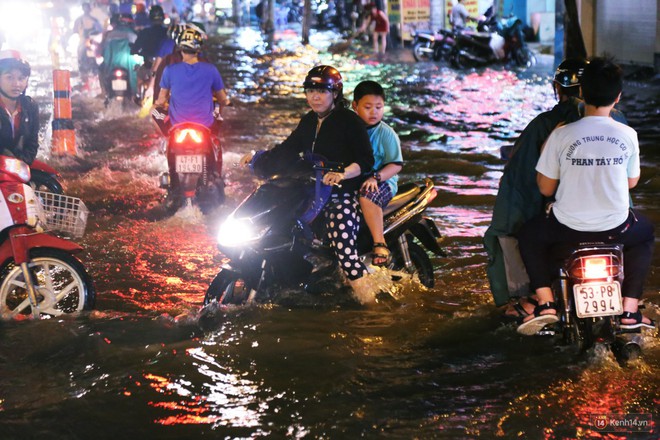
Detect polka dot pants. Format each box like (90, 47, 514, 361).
(323, 192, 368, 281)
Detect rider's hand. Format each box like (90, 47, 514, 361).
(360, 177, 378, 193)
(238, 151, 254, 166)
(323, 171, 344, 186)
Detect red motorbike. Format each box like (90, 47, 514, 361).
(159, 122, 224, 213)
(0, 155, 95, 319)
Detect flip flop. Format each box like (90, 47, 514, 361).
(517, 302, 559, 336)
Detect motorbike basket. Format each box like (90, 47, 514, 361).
(35, 191, 89, 238)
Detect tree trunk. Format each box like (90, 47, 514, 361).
(302, 0, 312, 44)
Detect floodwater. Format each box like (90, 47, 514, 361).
(1, 27, 658, 439)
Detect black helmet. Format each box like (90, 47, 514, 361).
(303, 65, 343, 94)
(0, 50, 31, 77)
(149, 5, 165, 22)
(554, 58, 587, 88)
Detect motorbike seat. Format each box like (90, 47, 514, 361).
(383, 183, 420, 216)
(461, 30, 492, 41)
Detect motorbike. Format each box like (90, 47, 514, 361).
(159, 122, 225, 213)
(450, 14, 536, 69)
(103, 66, 133, 107)
(536, 243, 643, 362)
(204, 154, 444, 306)
(0, 155, 95, 319)
(411, 28, 456, 62)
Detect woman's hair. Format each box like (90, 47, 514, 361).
(353, 80, 385, 103)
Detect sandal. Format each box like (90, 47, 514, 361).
(502, 297, 538, 323)
(619, 310, 656, 331)
(371, 242, 391, 267)
(517, 301, 559, 336)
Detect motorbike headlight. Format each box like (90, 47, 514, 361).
(217, 215, 267, 247)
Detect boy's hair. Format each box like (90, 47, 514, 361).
(353, 80, 385, 103)
(581, 57, 623, 107)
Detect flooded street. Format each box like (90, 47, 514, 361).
(1, 28, 658, 438)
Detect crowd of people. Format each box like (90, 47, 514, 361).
(0, 1, 655, 327)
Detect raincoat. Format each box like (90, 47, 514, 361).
(100, 24, 139, 93)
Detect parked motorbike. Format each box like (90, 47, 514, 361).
(411, 28, 456, 62)
(450, 14, 536, 69)
(535, 243, 642, 362)
(159, 122, 224, 213)
(30, 160, 64, 194)
(0, 155, 95, 319)
(204, 154, 444, 306)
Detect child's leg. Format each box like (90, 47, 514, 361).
(359, 196, 385, 244)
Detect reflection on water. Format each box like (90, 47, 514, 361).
(0, 27, 658, 439)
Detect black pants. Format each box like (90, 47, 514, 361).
(517, 209, 654, 299)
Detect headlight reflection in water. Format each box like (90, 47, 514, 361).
(144, 346, 266, 428)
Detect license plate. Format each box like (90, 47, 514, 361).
(111, 79, 127, 91)
(573, 281, 622, 318)
(175, 155, 204, 173)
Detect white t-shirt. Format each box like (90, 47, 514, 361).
(536, 116, 639, 231)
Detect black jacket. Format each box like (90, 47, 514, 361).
(0, 95, 40, 165)
(255, 106, 374, 193)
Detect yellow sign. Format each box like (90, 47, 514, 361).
(401, 0, 431, 24)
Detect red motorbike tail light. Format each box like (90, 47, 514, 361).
(175, 128, 203, 144)
(568, 254, 621, 280)
(113, 69, 124, 78)
(583, 256, 610, 279)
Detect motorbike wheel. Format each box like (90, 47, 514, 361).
(390, 241, 435, 288)
(30, 169, 64, 194)
(433, 43, 453, 61)
(515, 47, 536, 68)
(451, 51, 474, 69)
(0, 248, 95, 318)
(412, 42, 431, 62)
(204, 271, 254, 306)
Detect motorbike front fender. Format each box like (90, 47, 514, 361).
(407, 218, 445, 256)
(1, 228, 83, 266)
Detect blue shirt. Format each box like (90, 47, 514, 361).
(156, 38, 175, 58)
(367, 121, 403, 194)
(160, 61, 224, 127)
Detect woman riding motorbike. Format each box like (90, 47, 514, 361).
(239, 66, 375, 293)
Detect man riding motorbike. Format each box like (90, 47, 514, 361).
(152, 24, 228, 136)
(131, 5, 168, 104)
(151, 24, 228, 206)
(0, 50, 39, 165)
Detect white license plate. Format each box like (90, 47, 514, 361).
(175, 155, 204, 173)
(111, 79, 127, 91)
(573, 281, 622, 318)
